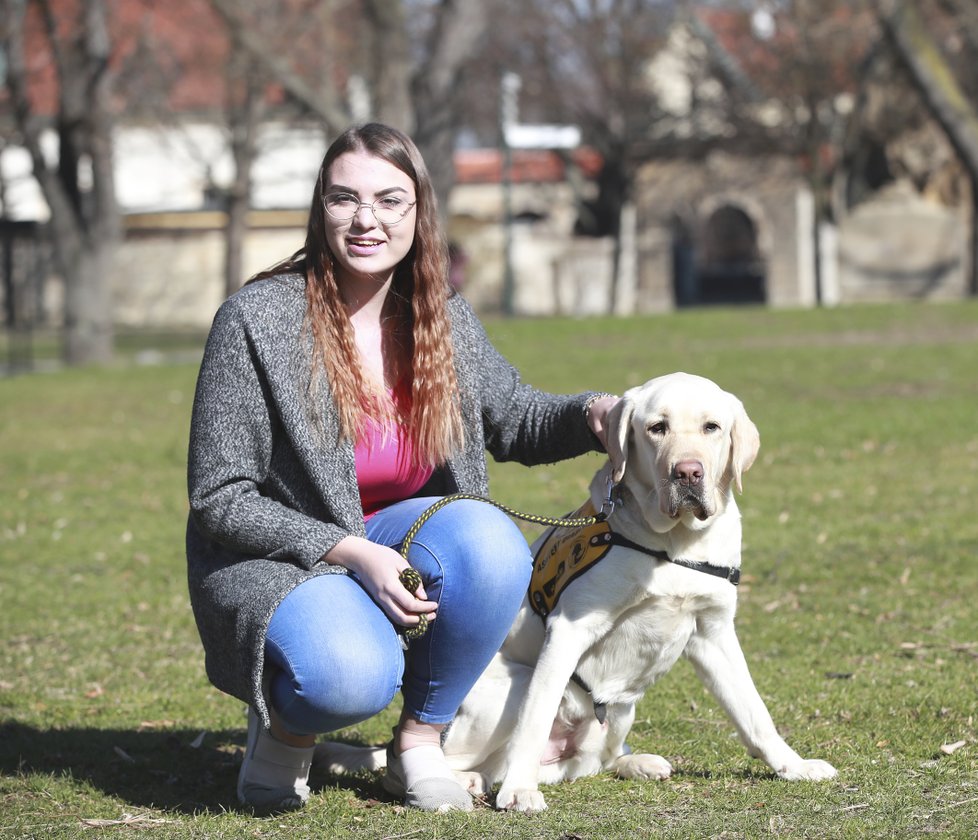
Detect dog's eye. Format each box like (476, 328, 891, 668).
(647, 421, 667, 435)
(703, 421, 721, 433)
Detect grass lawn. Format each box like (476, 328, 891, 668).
(1, 300, 977, 839)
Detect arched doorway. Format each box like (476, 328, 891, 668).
(670, 215, 697, 307)
(696, 204, 766, 305)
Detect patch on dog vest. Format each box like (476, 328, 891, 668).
(530, 500, 613, 618)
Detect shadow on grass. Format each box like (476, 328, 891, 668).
(0, 718, 792, 817)
(0, 720, 388, 815)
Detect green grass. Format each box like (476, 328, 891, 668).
(2, 301, 977, 838)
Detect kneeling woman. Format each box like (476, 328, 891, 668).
(186, 123, 618, 813)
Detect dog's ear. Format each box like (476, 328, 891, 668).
(606, 395, 635, 484)
(728, 397, 760, 493)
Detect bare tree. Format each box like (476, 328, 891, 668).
(364, 0, 413, 130)
(881, 0, 978, 294)
(209, 0, 486, 216)
(408, 0, 487, 207)
(1, 0, 120, 364)
(476, 1, 891, 309)
(208, 0, 351, 134)
(495, 0, 677, 313)
(701, 1, 878, 303)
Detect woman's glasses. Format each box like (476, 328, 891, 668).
(323, 193, 416, 225)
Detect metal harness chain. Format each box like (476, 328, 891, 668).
(397, 492, 609, 640)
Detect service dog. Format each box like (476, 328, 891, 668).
(318, 372, 837, 812)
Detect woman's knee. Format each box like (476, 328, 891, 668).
(270, 642, 402, 733)
(410, 500, 532, 598)
(265, 574, 404, 733)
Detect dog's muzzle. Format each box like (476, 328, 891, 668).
(666, 461, 714, 520)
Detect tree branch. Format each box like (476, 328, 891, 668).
(881, 0, 978, 178)
(0, 0, 82, 259)
(207, 0, 351, 132)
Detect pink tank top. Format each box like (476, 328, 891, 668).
(354, 391, 434, 520)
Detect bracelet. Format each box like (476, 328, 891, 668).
(583, 392, 617, 420)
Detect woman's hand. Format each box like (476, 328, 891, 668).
(585, 393, 621, 451)
(324, 536, 437, 629)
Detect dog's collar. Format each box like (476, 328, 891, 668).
(606, 532, 741, 586)
(603, 479, 740, 585)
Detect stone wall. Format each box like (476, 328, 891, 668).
(836, 181, 969, 302)
(446, 181, 618, 316)
(47, 164, 978, 333)
(111, 215, 304, 328)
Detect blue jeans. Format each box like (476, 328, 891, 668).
(264, 497, 532, 735)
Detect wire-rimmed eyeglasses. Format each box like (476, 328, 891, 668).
(323, 192, 417, 225)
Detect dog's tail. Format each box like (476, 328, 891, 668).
(314, 741, 387, 774)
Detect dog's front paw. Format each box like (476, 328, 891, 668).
(455, 770, 489, 797)
(613, 752, 673, 781)
(495, 784, 548, 813)
(777, 758, 837, 782)
(313, 741, 385, 774)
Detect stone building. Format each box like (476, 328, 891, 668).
(625, 7, 973, 313)
(2, 5, 974, 338)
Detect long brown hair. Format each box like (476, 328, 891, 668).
(251, 123, 464, 465)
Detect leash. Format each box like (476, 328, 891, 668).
(396, 482, 739, 641)
(397, 487, 617, 640)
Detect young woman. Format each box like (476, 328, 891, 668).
(186, 123, 618, 813)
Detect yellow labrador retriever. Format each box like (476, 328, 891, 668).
(319, 372, 837, 811)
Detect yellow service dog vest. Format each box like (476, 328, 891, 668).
(529, 500, 614, 618)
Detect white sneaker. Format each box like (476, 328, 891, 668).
(382, 743, 473, 812)
(237, 707, 313, 812)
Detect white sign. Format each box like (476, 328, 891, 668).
(504, 123, 581, 150)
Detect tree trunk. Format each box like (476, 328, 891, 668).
(224, 46, 264, 297)
(882, 0, 978, 295)
(410, 0, 487, 212)
(592, 157, 629, 314)
(63, 248, 113, 363)
(2, 0, 119, 365)
(364, 0, 413, 131)
(224, 186, 251, 299)
(607, 214, 624, 316)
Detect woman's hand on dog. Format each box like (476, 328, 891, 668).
(586, 394, 621, 451)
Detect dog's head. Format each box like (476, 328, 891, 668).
(606, 372, 760, 529)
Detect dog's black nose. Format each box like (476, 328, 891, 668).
(672, 460, 704, 486)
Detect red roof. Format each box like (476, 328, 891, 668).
(696, 6, 873, 98)
(454, 147, 603, 185)
(4, 0, 342, 117)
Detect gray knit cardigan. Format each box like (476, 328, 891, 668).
(186, 272, 603, 727)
